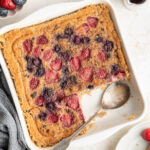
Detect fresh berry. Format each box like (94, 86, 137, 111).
(38, 111, 47, 121)
(111, 71, 126, 81)
(76, 23, 90, 35)
(33, 46, 41, 58)
(46, 101, 56, 112)
(50, 58, 62, 71)
(34, 67, 45, 77)
(55, 90, 65, 101)
(47, 113, 58, 123)
(29, 78, 39, 90)
(45, 69, 59, 83)
(111, 64, 120, 75)
(0, 0, 16, 10)
(59, 75, 70, 89)
(81, 37, 90, 44)
(67, 94, 79, 111)
(78, 108, 85, 121)
(102, 40, 113, 52)
(79, 67, 93, 82)
(41, 87, 53, 100)
(23, 39, 32, 54)
(71, 35, 81, 45)
(95, 34, 103, 43)
(60, 114, 74, 128)
(55, 34, 64, 40)
(36, 35, 48, 45)
(13, 0, 26, 5)
(79, 47, 90, 60)
(0, 7, 8, 17)
(32, 57, 42, 67)
(42, 50, 52, 61)
(64, 27, 73, 37)
(142, 128, 150, 141)
(34, 96, 44, 106)
(98, 51, 106, 62)
(87, 17, 98, 28)
(69, 57, 81, 71)
(53, 44, 61, 53)
(96, 68, 107, 79)
(59, 51, 71, 62)
(25, 56, 34, 73)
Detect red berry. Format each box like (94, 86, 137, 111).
(79, 67, 93, 82)
(33, 46, 41, 57)
(50, 58, 62, 71)
(43, 50, 52, 61)
(87, 17, 98, 28)
(67, 94, 79, 111)
(79, 47, 90, 60)
(22, 39, 32, 54)
(0, 0, 16, 10)
(60, 114, 74, 128)
(98, 51, 106, 62)
(76, 23, 90, 35)
(34, 96, 44, 106)
(45, 69, 59, 84)
(36, 35, 48, 45)
(69, 57, 81, 71)
(111, 71, 126, 82)
(29, 78, 39, 90)
(78, 108, 85, 121)
(142, 128, 150, 141)
(47, 113, 58, 123)
(96, 68, 107, 79)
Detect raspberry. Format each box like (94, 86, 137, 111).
(29, 78, 39, 90)
(34, 96, 44, 106)
(67, 94, 79, 111)
(36, 35, 48, 45)
(0, 0, 16, 10)
(60, 114, 74, 128)
(69, 57, 81, 71)
(47, 113, 58, 123)
(50, 58, 62, 71)
(33, 46, 41, 58)
(42, 50, 52, 61)
(98, 51, 106, 62)
(76, 23, 90, 35)
(22, 39, 32, 54)
(87, 17, 98, 28)
(96, 68, 107, 79)
(79, 47, 90, 60)
(71, 35, 81, 45)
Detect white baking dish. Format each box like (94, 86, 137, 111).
(0, 0, 148, 149)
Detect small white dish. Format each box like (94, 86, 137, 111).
(116, 121, 150, 150)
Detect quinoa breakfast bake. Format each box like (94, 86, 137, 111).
(0, 4, 129, 147)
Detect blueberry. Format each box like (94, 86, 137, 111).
(41, 88, 53, 100)
(53, 44, 61, 53)
(103, 40, 113, 52)
(111, 64, 120, 75)
(71, 35, 81, 45)
(81, 37, 90, 44)
(59, 51, 70, 62)
(24, 56, 34, 73)
(0, 7, 8, 17)
(32, 58, 42, 67)
(60, 76, 70, 89)
(62, 66, 69, 74)
(34, 67, 45, 77)
(13, 0, 26, 5)
(46, 101, 56, 112)
(55, 34, 64, 40)
(38, 111, 47, 121)
(64, 27, 73, 37)
(95, 34, 103, 43)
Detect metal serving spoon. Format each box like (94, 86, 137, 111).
(53, 82, 130, 150)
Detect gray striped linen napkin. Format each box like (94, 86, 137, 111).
(0, 67, 28, 150)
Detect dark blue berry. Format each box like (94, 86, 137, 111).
(95, 34, 103, 43)
(34, 67, 45, 77)
(59, 51, 70, 62)
(13, 0, 26, 5)
(71, 35, 81, 45)
(111, 64, 120, 75)
(62, 66, 69, 74)
(41, 88, 53, 100)
(81, 37, 90, 44)
(103, 40, 113, 52)
(55, 34, 64, 40)
(32, 58, 42, 67)
(0, 7, 8, 17)
(38, 111, 47, 121)
(46, 101, 56, 112)
(53, 44, 61, 53)
(24, 56, 34, 73)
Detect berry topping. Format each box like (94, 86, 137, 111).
(0, 0, 16, 10)
(45, 69, 59, 83)
(62, 66, 69, 74)
(95, 34, 103, 43)
(69, 57, 81, 71)
(41, 87, 53, 100)
(55, 34, 64, 40)
(81, 37, 90, 44)
(111, 64, 120, 75)
(32, 57, 42, 67)
(60, 76, 70, 89)
(36, 35, 48, 45)
(79, 47, 90, 60)
(96, 68, 107, 79)
(34, 96, 44, 106)
(55, 90, 65, 101)
(23, 39, 32, 54)
(87, 17, 98, 28)
(29, 78, 39, 90)
(70, 76, 77, 85)
(0, 7, 8, 17)
(79, 67, 93, 82)
(59, 51, 71, 62)
(53, 44, 61, 53)
(71, 35, 81, 45)
(98, 51, 106, 62)
(78, 108, 85, 121)
(33, 46, 41, 58)
(34, 67, 45, 77)
(50, 58, 62, 71)
(46, 101, 56, 112)
(76, 23, 90, 35)
(38, 111, 47, 121)
(47, 113, 58, 123)
(25, 56, 33, 73)
(60, 114, 74, 128)
(64, 27, 73, 37)
(111, 71, 126, 81)
(102, 40, 113, 52)
(42, 50, 52, 61)
(142, 128, 150, 141)
(13, 0, 26, 5)
(67, 94, 79, 111)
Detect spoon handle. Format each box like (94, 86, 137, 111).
(52, 108, 102, 150)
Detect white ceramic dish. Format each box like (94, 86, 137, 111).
(0, 0, 148, 149)
(116, 121, 150, 150)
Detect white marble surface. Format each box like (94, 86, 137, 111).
(1, 0, 150, 150)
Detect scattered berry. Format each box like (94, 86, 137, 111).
(111, 71, 126, 81)
(81, 37, 90, 44)
(13, 0, 26, 5)
(45, 69, 59, 83)
(36, 35, 48, 45)
(87, 17, 98, 28)
(33, 46, 41, 58)
(78, 108, 85, 121)
(47, 113, 58, 123)
(95, 34, 103, 43)
(76, 23, 90, 35)
(71, 35, 81, 45)
(62, 66, 69, 74)
(69, 76, 77, 85)
(59, 51, 71, 62)
(111, 64, 120, 75)
(38, 111, 47, 121)
(42, 50, 52, 61)
(34, 96, 44, 106)
(25, 56, 34, 73)
(46, 101, 56, 112)
(50, 58, 62, 71)
(29, 78, 39, 90)
(34, 67, 45, 77)
(79, 47, 90, 60)
(67, 94, 79, 111)
(98, 51, 106, 62)
(0, 0, 16, 10)
(60, 75, 70, 89)
(96, 68, 107, 79)
(69, 57, 81, 71)
(41, 87, 53, 100)
(32, 57, 42, 67)
(23, 39, 32, 54)
(53, 44, 61, 53)
(60, 114, 74, 128)
(102, 40, 113, 52)
(0, 7, 8, 16)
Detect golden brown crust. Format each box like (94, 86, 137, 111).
(0, 4, 129, 147)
